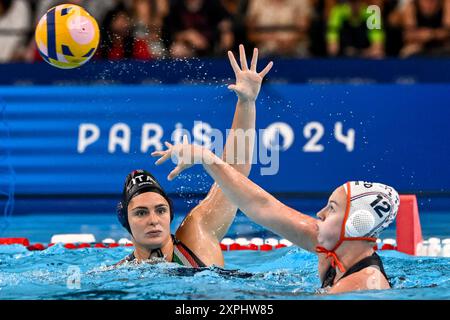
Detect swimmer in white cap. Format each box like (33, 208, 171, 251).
(153, 140, 400, 293)
(116, 45, 273, 268)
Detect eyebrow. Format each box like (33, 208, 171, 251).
(131, 204, 168, 211)
(131, 206, 148, 212)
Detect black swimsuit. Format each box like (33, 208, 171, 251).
(321, 252, 390, 289)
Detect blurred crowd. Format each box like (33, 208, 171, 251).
(0, 0, 449, 63)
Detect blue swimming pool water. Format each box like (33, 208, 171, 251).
(0, 204, 449, 300)
(0, 244, 448, 300)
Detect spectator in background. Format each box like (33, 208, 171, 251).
(35, 0, 118, 26)
(327, 0, 385, 58)
(221, 0, 242, 15)
(98, 3, 152, 60)
(378, 0, 404, 56)
(246, 0, 311, 57)
(0, 0, 30, 62)
(309, 0, 337, 57)
(131, 0, 169, 58)
(163, 0, 234, 58)
(221, 0, 251, 51)
(400, 0, 450, 57)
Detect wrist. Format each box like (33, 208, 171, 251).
(237, 97, 256, 106)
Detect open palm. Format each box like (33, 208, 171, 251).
(228, 45, 273, 103)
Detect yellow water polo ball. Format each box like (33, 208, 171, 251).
(35, 4, 100, 69)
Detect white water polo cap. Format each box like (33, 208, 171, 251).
(316, 181, 400, 273)
(343, 181, 400, 238)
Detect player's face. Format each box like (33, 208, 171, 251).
(316, 186, 347, 250)
(128, 192, 171, 249)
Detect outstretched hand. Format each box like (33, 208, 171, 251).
(228, 44, 273, 103)
(151, 136, 215, 181)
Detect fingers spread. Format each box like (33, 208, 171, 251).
(250, 48, 258, 72)
(164, 141, 173, 149)
(151, 151, 166, 157)
(259, 61, 274, 78)
(168, 165, 184, 181)
(239, 44, 248, 71)
(228, 51, 240, 75)
(155, 152, 171, 166)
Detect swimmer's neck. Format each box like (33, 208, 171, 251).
(133, 239, 174, 262)
(334, 241, 375, 281)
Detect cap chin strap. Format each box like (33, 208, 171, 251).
(316, 182, 377, 273)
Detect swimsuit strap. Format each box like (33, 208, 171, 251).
(172, 235, 207, 268)
(321, 252, 391, 288)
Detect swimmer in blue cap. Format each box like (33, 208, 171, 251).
(116, 45, 273, 268)
(154, 140, 401, 293)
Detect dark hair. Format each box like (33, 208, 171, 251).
(99, 3, 134, 59)
(0, 0, 13, 13)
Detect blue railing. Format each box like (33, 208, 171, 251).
(1, 59, 450, 85)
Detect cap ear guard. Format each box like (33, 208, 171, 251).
(117, 201, 131, 234)
(345, 209, 375, 237)
(167, 198, 174, 222)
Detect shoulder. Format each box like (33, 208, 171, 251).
(328, 267, 390, 294)
(175, 223, 224, 268)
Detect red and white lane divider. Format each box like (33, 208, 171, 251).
(219, 237, 292, 251)
(0, 235, 132, 251)
(0, 234, 448, 256)
(374, 238, 450, 257)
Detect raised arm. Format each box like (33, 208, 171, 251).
(154, 46, 273, 259)
(154, 142, 319, 253)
